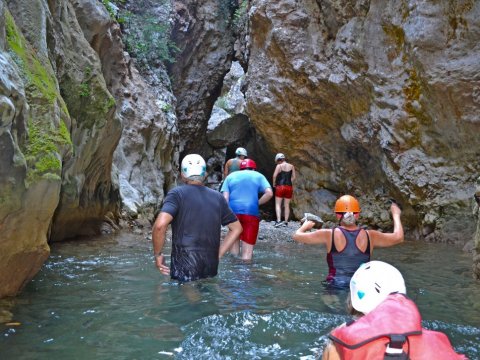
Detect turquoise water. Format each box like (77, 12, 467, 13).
(1, 230, 479, 359)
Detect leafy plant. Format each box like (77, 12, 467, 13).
(233, 0, 248, 31)
(124, 15, 179, 67)
(101, 0, 116, 19)
(79, 82, 91, 98)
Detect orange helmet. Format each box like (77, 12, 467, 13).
(334, 195, 360, 213)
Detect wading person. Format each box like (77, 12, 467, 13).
(152, 154, 242, 282)
(221, 159, 273, 260)
(223, 147, 248, 179)
(272, 153, 296, 227)
(322, 261, 467, 360)
(293, 195, 404, 288)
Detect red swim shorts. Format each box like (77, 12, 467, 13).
(275, 185, 293, 199)
(236, 214, 260, 245)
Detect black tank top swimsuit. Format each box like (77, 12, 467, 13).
(326, 227, 370, 288)
(275, 170, 293, 186)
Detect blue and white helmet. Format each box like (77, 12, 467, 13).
(235, 147, 247, 157)
(350, 261, 406, 314)
(181, 154, 206, 179)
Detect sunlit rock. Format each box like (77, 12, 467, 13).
(245, 0, 480, 243)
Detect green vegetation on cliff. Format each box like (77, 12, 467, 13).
(5, 11, 72, 185)
(24, 119, 71, 184)
(5, 12, 57, 103)
(124, 15, 179, 67)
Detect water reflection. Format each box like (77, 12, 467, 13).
(0, 232, 478, 359)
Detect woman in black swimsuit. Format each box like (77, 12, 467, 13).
(293, 195, 404, 287)
(272, 153, 296, 227)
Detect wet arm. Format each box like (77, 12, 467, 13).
(223, 191, 230, 202)
(293, 221, 330, 245)
(272, 165, 280, 186)
(259, 188, 273, 205)
(152, 212, 173, 275)
(223, 159, 231, 179)
(322, 342, 341, 360)
(370, 203, 404, 248)
(219, 220, 243, 258)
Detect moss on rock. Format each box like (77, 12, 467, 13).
(5, 11, 57, 104)
(24, 118, 71, 185)
(5, 10, 72, 186)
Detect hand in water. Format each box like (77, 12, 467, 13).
(155, 255, 170, 276)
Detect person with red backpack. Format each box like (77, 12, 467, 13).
(221, 159, 273, 260)
(322, 261, 467, 359)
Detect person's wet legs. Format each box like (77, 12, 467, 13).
(275, 196, 283, 223)
(229, 239, 240, 256)
(284, 198, 291, 223)
(241, 242, 254, 260)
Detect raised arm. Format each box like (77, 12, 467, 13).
(293, 220, 331, 245)
(368, 203, 404, 248)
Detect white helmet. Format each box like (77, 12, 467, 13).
(275, 153, 285, 162)
(350, 261, 406, 314)
(181, 154, 206, 179)
(235, 147, 247, 157)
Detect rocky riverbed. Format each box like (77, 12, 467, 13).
(124, 215, 307, 246)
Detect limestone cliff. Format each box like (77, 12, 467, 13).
(473, 177, 480, 279)
(168, 0, 237, 156)
(0, 0, 178, 298)
(169, 0, 479, 245)
(243, 0, 480, 243)
(1, 0, 480, 297)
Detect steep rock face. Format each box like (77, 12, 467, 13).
(205, 60, 276, 188)
(71, 0, 178, 217)
(169, 0, 236, 156)
(0, 0, 179, 297)
(473, 177, 480, 279)
(245, 0, 480, 243)
(0, 1, 68, 297)
(25, 0, 123, 242)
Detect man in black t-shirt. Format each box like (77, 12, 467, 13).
(152, 154, 242, 282)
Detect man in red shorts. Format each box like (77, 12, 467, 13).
(221, 159, 273, 260)
(272, 153, 296, 227)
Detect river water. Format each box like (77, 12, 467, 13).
(1, 229, 479, 359)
